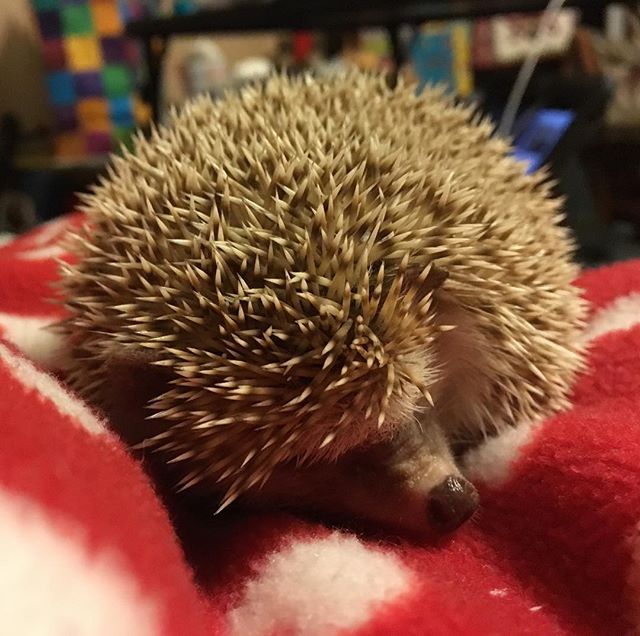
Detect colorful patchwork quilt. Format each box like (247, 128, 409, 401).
(31, 0, 148, 156)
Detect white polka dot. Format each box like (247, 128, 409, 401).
(0, 486, 159, 636)
(489, 588, 508, 597)
(29, 217, 73, 247)
(17, 244, 68, 261)
(0, 312, 67, 370)
(0, 342, 107, 436)
(0, 232, 15, 247)
(227, 533, 412, 636)
(462, 419, 543, 487)
(582, 293, 640, 344)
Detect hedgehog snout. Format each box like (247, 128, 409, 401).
(426, 475, 479, 533)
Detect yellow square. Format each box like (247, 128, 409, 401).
(91, 0, 123, 36)
(133, 95, 151, 126)
(77, 98, 110, 131)
(64, 36, 102, 72)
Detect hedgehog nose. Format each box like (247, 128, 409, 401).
(426, 475, 479, 533)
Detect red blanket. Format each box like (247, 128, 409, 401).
(1, 214, 640, 636)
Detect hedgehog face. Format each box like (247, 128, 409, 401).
(84, 282, 495, 537)
(98, 345, 478, 536)
(241, 413, 480, 536)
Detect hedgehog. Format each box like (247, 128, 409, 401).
(58, 71, 586, 535)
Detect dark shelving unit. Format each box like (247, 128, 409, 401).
(126, 0, 610, 119)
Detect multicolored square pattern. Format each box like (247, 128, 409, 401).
(32, 0, 150, 157)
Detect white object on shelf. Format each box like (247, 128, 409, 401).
(232, 57, 275, 88)
(492, 8, 578, 65)
(181, 39, 228, 98)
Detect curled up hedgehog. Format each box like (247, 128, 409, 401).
(58, 71, 586, 536)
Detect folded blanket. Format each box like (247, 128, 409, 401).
(1, 214, 640, 636)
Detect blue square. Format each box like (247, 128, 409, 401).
(47, 71, 76, 106)
(117, 0, 132, 21)
(109, 96, 133, 126)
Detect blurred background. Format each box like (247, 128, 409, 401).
(1, 0, 639, 266)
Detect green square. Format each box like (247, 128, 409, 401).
(102, 64, 131, 97)
(61, 5, 94, 36)
(32, 0, 58, 11)
(113, 125, 134, 150)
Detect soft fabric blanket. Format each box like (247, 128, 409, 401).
(1, 214, 640, 636)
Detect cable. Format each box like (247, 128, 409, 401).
(497, 0, 567, 138)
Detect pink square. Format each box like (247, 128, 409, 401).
(85, 130, 112, 154)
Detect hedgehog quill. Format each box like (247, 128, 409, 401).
(58, 72, 586, 535)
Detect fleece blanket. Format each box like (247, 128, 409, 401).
(1, 213, 640, 636)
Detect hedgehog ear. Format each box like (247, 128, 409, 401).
(424, 265, 449, 290)
(402, 263, 449, 296)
